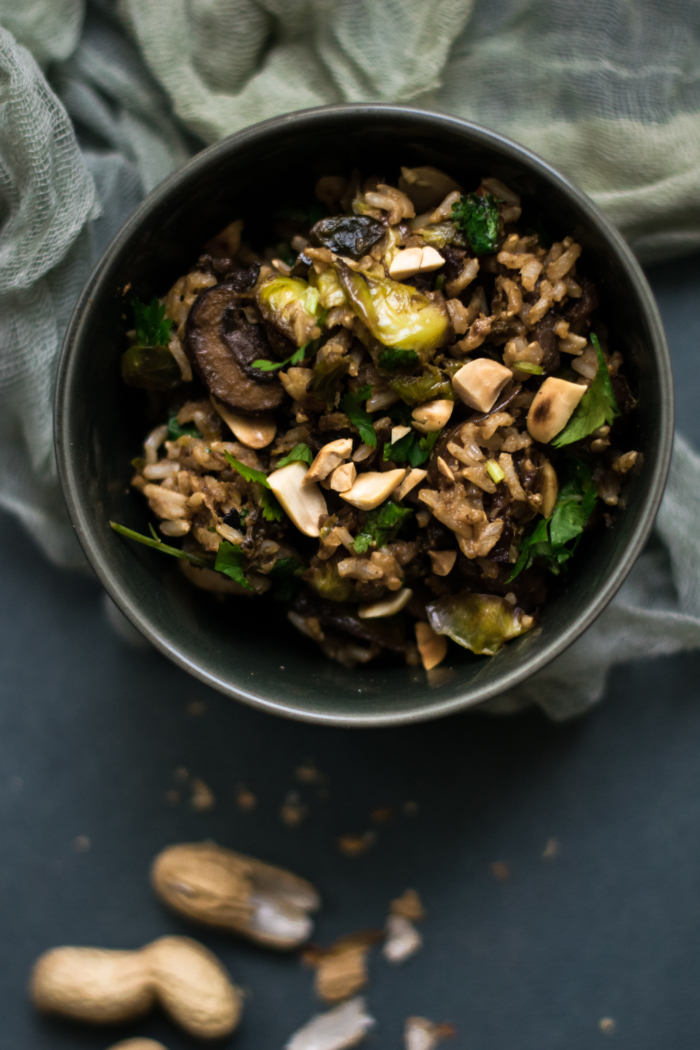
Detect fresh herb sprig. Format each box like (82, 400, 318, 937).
(508, 461, 598, 581)
(167, 413, 201, 441)
(353, 500, 413, 554)
(132, 297, 174, 347)
(451, 193, 500, 255)
(276, 442, 314, 468)
(215, 541, 253, 590)
(252, 344, 308, 372)
(339, 384, 377, 447)
(552, 334, 619, 447)
(224, 452, 284, 523)
(384, 428, 440, 468)
(110, 522, 213, 568)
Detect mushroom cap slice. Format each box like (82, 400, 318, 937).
(527, 377, 585, 443)
(267, 462, 328, 537)
(186, 284, 285, 413)
(452, 358, 513, 413)
(339, 469, 406, 511)
(210, 396, 276, 449)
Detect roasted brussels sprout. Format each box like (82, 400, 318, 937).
(304, 560, 355, 602)
(121, 344, 181, 390)
(390, 364, 454, 406)
(256, 276, 322, 347)
(334, 262, 449, 358)
(309, 215, 385, 259)
(308, 267, 347, 310)
(426, 592, 534, 655)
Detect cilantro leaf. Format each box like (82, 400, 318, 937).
(339, 384, 377, 447)
(260, 488, 284, 523)
(451, 193, 500, 255)
(276, 442, 314, 468)
(552, 334, 619, 447)
(132, 297, 174, 347)
(167, 413, 201, 441)
(378, 349, 419, 371)
(387, 400, 413, 426)
(224, 452, 270, 487)
(507, 460, 598, 581)
(383, 429, 414, 464)
(409, 430, 440, 468)
(110, 521, 212, 568)
(215, 541, 254, 590)
(269, 556, 305, 600)
(353, 500, 413, 554)
(252, 343, 308, 372)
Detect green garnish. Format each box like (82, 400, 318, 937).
(339, 384, 377, 447)
(378, 349, 420, 371)
(109, 522, 212, 568)
(215, 541, 253, 590)
(260, 488, 284, 523)
(132, 297, 174, 348)
(353, 500, 413, 554)
(383, 427, 440, 468)
(268, 556, 305, 600)
(276, 443, 314, 468)
(513, 361, 543, 376)
(485, 459, 505, 484)
(390, 366, 453, 407)
(451, 193, 500, 255)
(252, 343, 308, 372)
(224, 452, 270, 487)
(434, 274, 445, 291)
(552, 334, 619, 447)
(167, 413, 202, 441)
(507, 461, 598, 581)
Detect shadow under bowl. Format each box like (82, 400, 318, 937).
(55, 104, 674, 727)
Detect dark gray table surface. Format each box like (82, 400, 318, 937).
(2, 255, 700, 1050)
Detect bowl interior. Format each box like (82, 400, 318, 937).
(56, 107, 673, 725)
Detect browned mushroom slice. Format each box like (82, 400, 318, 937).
(186, 284, 286, 412)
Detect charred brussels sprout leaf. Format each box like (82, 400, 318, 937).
(378, 349, 419, 371)
(451, 193, 500, 255)
(390, 365, 454, 407)
(353, 500, 413, 554)
(334, 262, 449, 357)
(256, 276, 322, 347)
(132, 297, 174, 348)
(304, 560, 355, 602)
(310, 215, 385, 259)
(312, 354, 351, 408)
(215, 541, 253, 590)
(427, 592, 533, 655)
(121, 345, 181, 390)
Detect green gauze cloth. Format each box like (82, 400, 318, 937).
(2, 0, 700, 718)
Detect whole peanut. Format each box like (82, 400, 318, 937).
(30, 935, 242, 1039)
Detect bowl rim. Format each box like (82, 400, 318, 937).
(55, 102, 674, 727)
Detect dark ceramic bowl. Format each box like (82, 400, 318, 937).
(55, 104, 673, 727)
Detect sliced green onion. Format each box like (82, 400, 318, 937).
(514, 361, 543, 375)
(485, 459, 505, 484)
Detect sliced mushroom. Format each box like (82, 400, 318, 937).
(415, 622, 448, 671)
(396, 468, 427, 501)
(186, 284, 286, 412)
(340, 469, 406, 511)
(451, 359, 513, 413)
(358, 588, 413, 619)
(539, 457, 558, 518)
(389, 246, 445, 282)
(428, 550, 457, 576)
(329, 462, 356, 493)
(412, 399, 454, 433)
(267, 462, 328, 537)
(210, 396, 276, 450)
(527, 377, 585, 443)
(398, 166, 462, 213)
(304, 438, 354, 483)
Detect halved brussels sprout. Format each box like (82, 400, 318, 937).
(309, 267, 347, 310)
(334, 262, 449, 359)
(304, 560, 354, 602)
(426, 592, 534, 655)
(256, 276, 322, 347)
(390, 364, 453, 406)
(121, 345, 181, 390)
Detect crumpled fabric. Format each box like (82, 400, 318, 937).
(1, 0, 700, 714)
